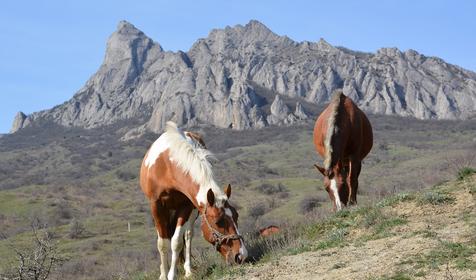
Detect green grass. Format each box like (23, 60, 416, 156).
(402, 240, 476, 271)
(371, 271, 413, 280)
(376, 192, 415, 208)
(315, 227, 348, 250)
(356, 207, 408, 241)
(458, 167, 476, 181)
(418, 190, 455, 205)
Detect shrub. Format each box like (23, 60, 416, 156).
(376, 192, 415, 208)
(68, 218, 86, 239)
(418, 191, 455, 205)
(4, 227, 65, 280)
(115, 169, 137, 181)
(299, 197, 321, 214)
(248, 203, 267, 219)
(457, 167, 476, 181)
(255, 182, 288, 195)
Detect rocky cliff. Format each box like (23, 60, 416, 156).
(11, 20, 476, 133)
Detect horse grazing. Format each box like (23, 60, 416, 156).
(140, 122, 247, 280)
(313, 90, 373, 211)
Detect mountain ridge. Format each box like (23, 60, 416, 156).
(10, 20, 476, 134)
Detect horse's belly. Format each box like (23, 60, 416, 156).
(158, 190, 190, 209)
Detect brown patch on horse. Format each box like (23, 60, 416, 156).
(259, 225, 280, 237)
(185, 131, 207, 149)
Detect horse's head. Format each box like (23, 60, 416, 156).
(314, 164, 349, 211)
(200, 184, 247, 264)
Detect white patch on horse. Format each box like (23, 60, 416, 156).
(324, 91, 343, 170)
(145, 135, 170, 168)
(330, 179, 342, 211)
(164, 121, 226, 207)
(157, 234, 170, 280)
(168, 223, 185, 280)
(184, 209, 198, 278)
(225, 208, 233, 218)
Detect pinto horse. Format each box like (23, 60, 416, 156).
(140, 122, 247, 280)
(313, 90, 373, 211)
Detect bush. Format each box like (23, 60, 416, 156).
(68, 218, 86, 239)
(115, 169, 137, 181)
(4, 227, 65, 280)
(418, 191, 455, 205)
(457, 167, 476, 181)
(299, 197, 321, 214)
(255, 182, 288, 195)
(248, 203, 267, 219)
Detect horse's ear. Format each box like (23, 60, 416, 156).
(207, 189, 215, 206)
(224, 184, 231, 199)
(314, 164, 326, 176)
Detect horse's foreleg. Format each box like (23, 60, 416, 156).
(157, 235, 170, 280)
(348, 160, 362, 205)
(184, 209, 198, 278)
(150, 201, 170, 280)
(168, 206, 194, 280)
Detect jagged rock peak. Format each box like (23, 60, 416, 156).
(294, 102, 308, 120)
(244, 19, 273, 33)
(270, 95, 290, 118)
(104, 20, 162, 66)
(208, 19, 280, 44)
(116, 20, 144, 35)
(317, 38, 336, 52)
(10, 111, 27, 133)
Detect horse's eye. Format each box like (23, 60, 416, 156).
(216, 217, 225, 227)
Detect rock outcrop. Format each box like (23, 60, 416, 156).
(11, 20, 476, 133)
(10, 112, 28, 133)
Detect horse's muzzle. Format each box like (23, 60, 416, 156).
(235, 253, 246, 264)
(226, 251, 246, 265)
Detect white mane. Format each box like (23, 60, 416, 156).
(163, 121, 226, 207)
(323, 90, 343, 170)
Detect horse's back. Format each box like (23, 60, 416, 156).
(313, 93, 373, 161)
(343, 97, 373, 160)
(140, 136, 174, 200)
(313, 104, 333, 158)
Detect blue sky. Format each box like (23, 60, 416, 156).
(1, 0, 475, 133)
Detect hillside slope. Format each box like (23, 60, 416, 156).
(0, 115, 474, 279)
(218, 175, 476, 280)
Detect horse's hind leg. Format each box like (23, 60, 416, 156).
(150, 200, 171, 280)
(184, 209, 198, 278)
(348, 159, 362, 205)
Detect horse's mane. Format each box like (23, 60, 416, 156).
(324, 90, 344, 170)
(164, 122, 226, 206)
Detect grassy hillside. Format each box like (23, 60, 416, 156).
(0, 115, 474, 279)
(207, 172, 476, 280)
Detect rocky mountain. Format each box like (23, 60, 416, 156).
(11, 20, 476, 134)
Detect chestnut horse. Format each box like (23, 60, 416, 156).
(140, 122, 247, 280)
(313, 90, 373, 211)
